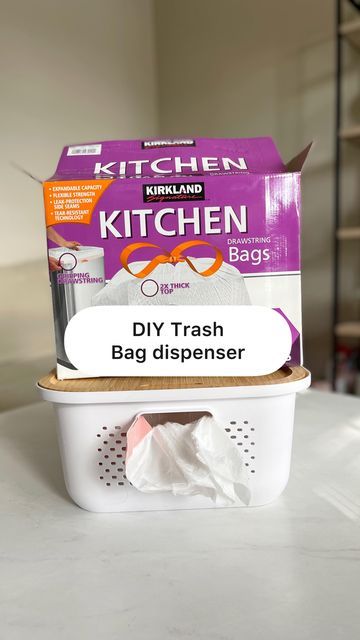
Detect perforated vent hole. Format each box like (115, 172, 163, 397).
(226, 418, 256, 474)
(96, 426, 128, 487)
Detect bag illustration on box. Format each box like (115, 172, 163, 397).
(42, 136, 310, 378)
(93, 241, 251, 306)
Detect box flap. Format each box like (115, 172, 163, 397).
(285, 142, 313, 173)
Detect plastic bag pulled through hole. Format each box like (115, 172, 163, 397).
(125, 413, 250, 506)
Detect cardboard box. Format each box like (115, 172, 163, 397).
(42, 137, 310, 379)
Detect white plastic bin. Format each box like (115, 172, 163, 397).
(38, 367, 310, 512)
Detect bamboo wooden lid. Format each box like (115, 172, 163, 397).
(39, 366, 309, 393)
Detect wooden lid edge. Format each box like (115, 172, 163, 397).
(38, 366, 309, 393)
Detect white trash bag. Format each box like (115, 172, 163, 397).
(125, 415, 250, 506)
(92, 258, 251, 306)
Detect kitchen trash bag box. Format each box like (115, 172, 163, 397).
(42, 137, 310, 380)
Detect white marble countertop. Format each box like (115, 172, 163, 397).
(1, 389, 360, 639)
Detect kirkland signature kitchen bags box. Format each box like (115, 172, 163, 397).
(43, 137, 310, 379)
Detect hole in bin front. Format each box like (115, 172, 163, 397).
(124, 410, 255, 499)
(141, 411, 212, 428)
(96, 412, 212, 488)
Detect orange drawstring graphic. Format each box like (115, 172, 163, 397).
(120, 240, 223, 279)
